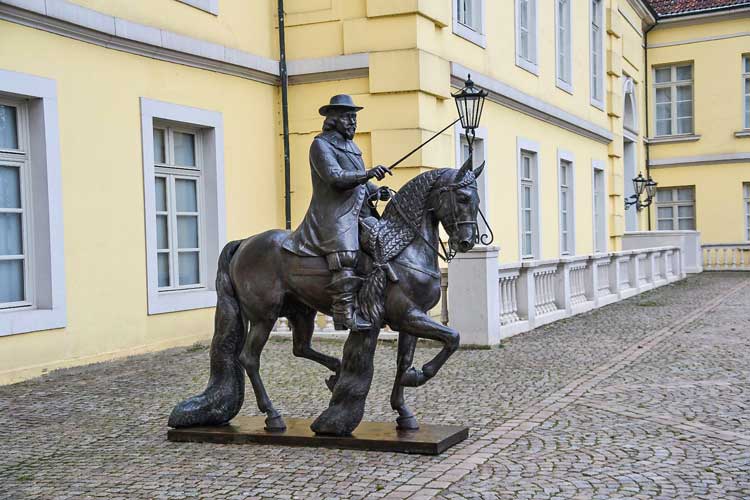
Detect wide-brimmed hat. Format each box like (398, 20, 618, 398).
(318, 94, 364, 116)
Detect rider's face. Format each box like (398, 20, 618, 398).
(336, 112, 357, 140)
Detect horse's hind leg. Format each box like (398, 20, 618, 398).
(239, 319, 286, 431)
(390, 331, 419, 430)
(289, 308, 342, 392)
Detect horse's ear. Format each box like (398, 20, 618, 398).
(456, 156, 472, 181)
(473, 161, 485, 178)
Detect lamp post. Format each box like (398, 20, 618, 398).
(452, 75, 488, 161)
(625, 172, 658, 210)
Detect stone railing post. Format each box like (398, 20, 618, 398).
(516, 262, 536, 329)
(447, 246, 501, 346)
(558, 259, 573, 315)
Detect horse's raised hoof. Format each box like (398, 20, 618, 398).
(399, 367, 428, 387)
(396, 414, 419, 431)
(325, 374, 339, 392)
(264, 414, 287, 432)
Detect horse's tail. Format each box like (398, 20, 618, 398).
(357, 265, 388, 327)
(168, 240, 245, 428)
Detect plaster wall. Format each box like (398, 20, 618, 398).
(0, 21, 281, 383)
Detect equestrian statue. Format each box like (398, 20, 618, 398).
(169, 94, 486, 437)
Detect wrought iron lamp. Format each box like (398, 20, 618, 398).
(625, 172, 658, 210)
(452, 75, 488, 156)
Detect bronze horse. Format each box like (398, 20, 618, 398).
(169, 159, 484, 436)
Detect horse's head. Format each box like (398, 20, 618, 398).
(430, 157, 485, 255)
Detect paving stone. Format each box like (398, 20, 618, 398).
(1, 273, 749, 499)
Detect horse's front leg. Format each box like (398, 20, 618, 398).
(396, 309, 460, 387)
(390, 331, 419, 430)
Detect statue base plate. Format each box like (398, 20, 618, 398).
(167, 416, 468, 455)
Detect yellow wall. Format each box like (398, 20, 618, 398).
(0, 21, 282, 383)
(647, 15, 750, 243)
(69, 0, 277, 59)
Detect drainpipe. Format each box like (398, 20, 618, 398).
(278, 0, 292, 230)
(644, 22, 656, 231)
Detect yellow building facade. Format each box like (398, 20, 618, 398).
(2, 0, 744, 383)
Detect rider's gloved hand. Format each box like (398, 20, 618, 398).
(367, 165, 392, 181)
(377, 186, 391, 201)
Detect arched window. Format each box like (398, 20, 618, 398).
(623, 77, 638, 134)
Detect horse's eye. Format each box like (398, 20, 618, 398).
(458, 196, 471, 204)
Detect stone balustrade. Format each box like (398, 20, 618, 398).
(702, 244, 750, 271)
(447, 246, 686, 345)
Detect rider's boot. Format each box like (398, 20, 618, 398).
(327, 268, 360, 331)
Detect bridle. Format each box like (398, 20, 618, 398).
(373, 174, 494, 263)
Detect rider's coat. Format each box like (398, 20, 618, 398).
(283, 130, 378, 257)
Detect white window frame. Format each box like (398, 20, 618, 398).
(590, 0, 605, 110)
(176, 0, 219, 16)
(555, 0, 573, 93)
(744, 183, 750, 241)
(655, 186, 696, 231)
(592, 160, 607, 254)
(517, 138, 541, 260)
(623, 76, 639, 135)
(140, 98, 225, 315)
(653, 63, 694, 137)
(743, 55, 749, 130)
(0, 98, 33, 310)
(515, 0, 539, 75)
(0, 69, 66, 337)
(558, 149, 576, 256)
(453, 0, 486, 48)
(455, 125, 489, 240)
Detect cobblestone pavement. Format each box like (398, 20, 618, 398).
(1, 272, 749, 500)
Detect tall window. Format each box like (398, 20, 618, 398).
(590, 0, 604, 107)
(516, 0, 538, 73)
(654, 64, 693, 136)
(656, 187, 695, 230)
(556, 0, 572, 91)
(593, 163, 606, 253)
(153, 125, 204, 291)
(559, 157, 575, 255)
(457, 0, 482, 32)
(745, 183, 750, 240)
(520, 150, 538, 258)
(744, 55, 749, 129)
(0, 100, 28, 308)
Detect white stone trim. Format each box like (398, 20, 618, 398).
(176, 0, 218, 16)
(0, 0, 278, 84)
(647, 31, 750, 49)
(647, 134, 701, 144)
(454, 125, 490, 236)
(287, 53, 370, 84)
(555, 0, 574, 94)
(589, 0, 606, 111)
(140, 98, 226, 315)
(625, 0, 656, 26)
(0, 69, 66, 337)
(654, 6, 750, 25)
(451, 63, 614, 144)
(649, 152, 750, 168)
(735, 130, 750, 138)
(452, 0, 486, 48)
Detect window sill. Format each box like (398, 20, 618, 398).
(176, 0, 219, 16)
(148, 288, 217, 315)
(647, 134, 701, 144)
(0, 306, 66, 337)
(590, 98, 605, 112)
(735, 130, 750, 138)
(452, 22, 486, 48)
(515, 56, 539, 76)
(556, 79, 574, 95)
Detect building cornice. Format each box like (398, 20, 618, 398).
(0, 0, 281, 84)
(451, 63, 614, 145)
(652, 6, 750, 27)
(626, 0, 657, 26)
(649, 152, 750, 168)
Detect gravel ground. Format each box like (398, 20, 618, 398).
(1, 272, 748, 499)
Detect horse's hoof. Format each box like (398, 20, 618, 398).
(168, 391, 237, 428)
(325, 374, 339, 392)
(399, 367, 427, 387)
(264, 414, 287, 432)
(396, 414, 419, 431)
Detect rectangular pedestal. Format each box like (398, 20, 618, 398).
(167, 416, 469, 455)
